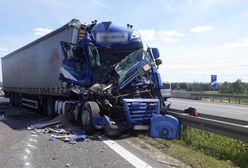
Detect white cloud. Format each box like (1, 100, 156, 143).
(158, 31, 185, 42)
(138, 29, 185, 43)
(221, 38, 248, 48)
(158, 39, 248, 82)
(0, 48, 7, 51)
(190, 26, 214, 33)
(34, 27, 53, 37)
(0, 48, 8, 57)
(138, 29, 156, 41)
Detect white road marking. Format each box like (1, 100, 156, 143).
(29, 138, 37, 142)
(99, 136, 152, 168)
(23, 134, 39, 168)
(27, 143, 36, 148)
(25, 162, 30, 166)
(25, 149, 31, 154)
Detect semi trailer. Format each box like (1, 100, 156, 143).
(1, 19, 179, 138)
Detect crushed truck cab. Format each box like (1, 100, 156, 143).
(2, 19, 179, 139)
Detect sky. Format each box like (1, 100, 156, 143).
(0, 0, 248, 82)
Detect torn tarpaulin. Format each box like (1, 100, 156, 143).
(27, 120, 61, 130)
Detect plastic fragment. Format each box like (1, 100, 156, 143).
(49, 136, 55, 141)
(0, 115, 5, 121)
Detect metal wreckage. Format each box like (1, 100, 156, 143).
(2, 19, 179, 139)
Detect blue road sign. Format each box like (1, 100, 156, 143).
(211, 75, 217, 88)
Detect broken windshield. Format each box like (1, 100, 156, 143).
(115, 49, 152, 84)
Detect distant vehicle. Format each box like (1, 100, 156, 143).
(161, 82, 172, 101)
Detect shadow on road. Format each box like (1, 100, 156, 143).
(0, 100, 144, 141)
(0, 101, 49, 130)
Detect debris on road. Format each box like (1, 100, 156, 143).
(184, 107, 199, 117)
(27, 120, 61, 130)
(65, 163, 71, 167)
(0, 115, 5, 121)
(28, 115, 87, 144)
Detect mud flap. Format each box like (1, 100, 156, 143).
(93, 115, 131, 137)
(149, 114, 179, 139)
(93, 115, 109, 129)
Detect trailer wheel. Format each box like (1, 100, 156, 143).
(81, 101, 100, 133)
(9, 93, 14, 106)
(12, 93, 18, 106)
(46, 97, 55, 117)
(17, 94, 22, 107)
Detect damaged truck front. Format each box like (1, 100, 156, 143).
(2, 19, 179, 139)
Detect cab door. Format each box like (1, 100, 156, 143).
(59, 45, 91, 86)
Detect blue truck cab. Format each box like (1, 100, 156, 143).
(60, 21, 179, 139)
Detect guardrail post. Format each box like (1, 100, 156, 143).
(181, 124, 188, 140)
(177, 124, 182, 140)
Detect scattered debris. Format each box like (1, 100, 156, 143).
(27, 114, 87, 144)
(65, 163, 71, 167)
(69, 140, 76, 144)
(49, 136, 56, 141)
(184, 107, 199, 117)
(27, 120, 61, 130)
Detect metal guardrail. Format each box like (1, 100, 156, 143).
(167, 108, 248, 142)
(192, 93, 248, 103)
(192, 93, 248, 99)
(172, 91, 248, 104)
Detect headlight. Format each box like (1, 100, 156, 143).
(130, 30, 140, 39)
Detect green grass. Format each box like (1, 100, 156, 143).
(182, 127, 248, 167)
(137, 127, 248, 168)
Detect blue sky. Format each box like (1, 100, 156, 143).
(0, 0, 248, 82)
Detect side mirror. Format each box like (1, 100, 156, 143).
(155, 59, 162, 66)
(151, 48, 160, 59)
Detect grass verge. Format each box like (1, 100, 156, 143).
(137, 127, 248, 168)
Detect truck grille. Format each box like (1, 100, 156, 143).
(123, 99, 160, 124)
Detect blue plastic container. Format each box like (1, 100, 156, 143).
(149, 114, 179, 139)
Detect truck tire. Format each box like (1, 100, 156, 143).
(17, 94, 22, 107)
(12, 93, 18, 106)
(81, 101, 100, 133)
(45, 97, 55, 117)
(9, 93, 14, 106)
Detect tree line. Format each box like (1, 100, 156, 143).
(171, 79, 248, 95)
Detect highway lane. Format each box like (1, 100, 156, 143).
(0, 97, 187, 168)
(169, 98, 248, 121)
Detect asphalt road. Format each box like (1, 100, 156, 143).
(170, 98, 248, 121)
(0, 97, 187, 168)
